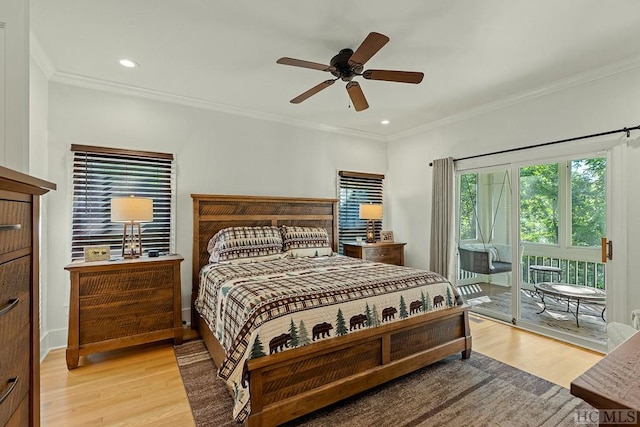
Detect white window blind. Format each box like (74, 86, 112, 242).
(338, 171, 384, 253)
(70, 144, 175, 260)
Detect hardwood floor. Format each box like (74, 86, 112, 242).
(40, 340, 195, 426)
(40, 318, 603, 425)
(470, 314, 603, 388)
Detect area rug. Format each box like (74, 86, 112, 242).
(174, 340, 595, 427)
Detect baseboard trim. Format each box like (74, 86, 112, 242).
(40, 328, 68, 362)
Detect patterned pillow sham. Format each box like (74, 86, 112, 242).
(280, 225, 333, 258)
(207, 226, 284, 263)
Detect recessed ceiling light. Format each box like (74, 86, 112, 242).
(380, 120, 390, 125)
(119, 59, 138, 68)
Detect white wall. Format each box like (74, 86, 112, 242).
(387, 66, 640, 322)
(0, 0, 29, 171)
(29, 56, 51, 357)
(43, 83, 388, 351)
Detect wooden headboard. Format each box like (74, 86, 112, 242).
(190, 194, 338, 325)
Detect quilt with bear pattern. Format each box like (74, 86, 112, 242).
(195, 254, 459, 422)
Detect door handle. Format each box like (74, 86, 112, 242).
(601, 237, 613, 262)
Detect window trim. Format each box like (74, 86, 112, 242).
(70, 144, 174, 160)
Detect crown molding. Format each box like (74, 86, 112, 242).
(29, 32, 55, 79)
(38, 49, 640, 144)
(388, 54, 640, 141)
(48, 72, 387, 142)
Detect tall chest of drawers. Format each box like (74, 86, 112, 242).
(0, 166, 55, 427)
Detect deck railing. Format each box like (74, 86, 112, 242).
(521, 255, 605, 289)
(457, 254, 606, 290)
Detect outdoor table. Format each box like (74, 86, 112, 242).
(534, 282, 606, 327)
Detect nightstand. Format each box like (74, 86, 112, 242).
(64, 254, 184, 369)
(343, 242, 406, 266)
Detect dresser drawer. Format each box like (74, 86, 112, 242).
(79, 287, 175, 344)
(0, 256, 31, 334)
(4, 395, 28, 427)
(79, 264, 175, 296)
(364, 246, 402, 265)
(0, 327, 30, 426)
(0, 200, 31, 256)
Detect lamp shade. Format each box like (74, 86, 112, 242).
(359, 203, 383, 220)
(111, 196, 153, 223)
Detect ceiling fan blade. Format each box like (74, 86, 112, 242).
(277, 57, 334, 72)
(346, 81, 369, 112)
(348, 32, 390, 67)
(362, 69, 424, 84)
(290, 80, 335, 104)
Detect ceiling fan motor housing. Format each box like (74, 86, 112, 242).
(330, 48, 362, 81)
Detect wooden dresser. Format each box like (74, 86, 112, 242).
(64, 255, 184, 370)
(343, 242, 406, 266)
(0, 166, 55, 427)
(571, 331, 640, 426)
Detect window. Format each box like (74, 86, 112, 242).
(338, 171, 384, 253)
(519, 163, 559, 244)
(571, 157, 606, 247)
(458, 173, 478, 241)
(519, 157, 606, 248)
(70, 144, 175, 260)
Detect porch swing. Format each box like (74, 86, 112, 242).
(458, 170, 513, 276)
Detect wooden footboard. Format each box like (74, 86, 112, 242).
(198, 304, 471, 426)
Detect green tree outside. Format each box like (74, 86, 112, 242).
(520, 163, 559, 244)
(459, 174, 478, 241)
(571, 158, 606, 247)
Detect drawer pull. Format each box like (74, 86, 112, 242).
(0, 224, 21, 231)
(0, 298, 19, 317)
(0, 377, 18, 405)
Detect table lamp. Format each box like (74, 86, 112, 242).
(111, 195, 153, 258)
(359, 203, 382, 243)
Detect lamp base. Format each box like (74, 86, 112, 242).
(122, 222, 144, 258)
(365, 220, 376, 243)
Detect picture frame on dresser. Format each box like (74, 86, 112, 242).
(83, 245, 111, 262)
(380, 230, 394, 242)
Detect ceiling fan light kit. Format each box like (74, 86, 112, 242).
(277, 32, 424, 112)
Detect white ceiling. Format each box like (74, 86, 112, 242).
(30, 0, 640, 139)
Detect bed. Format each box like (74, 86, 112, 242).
(191, 194, 472, 426)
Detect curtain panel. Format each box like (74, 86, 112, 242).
(429, 157, 455, 280)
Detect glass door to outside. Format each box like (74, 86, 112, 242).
(456, 168, 513, 323)
(456, 143, 620, 352)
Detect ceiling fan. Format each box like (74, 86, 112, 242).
(276, 32, 424, 112)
